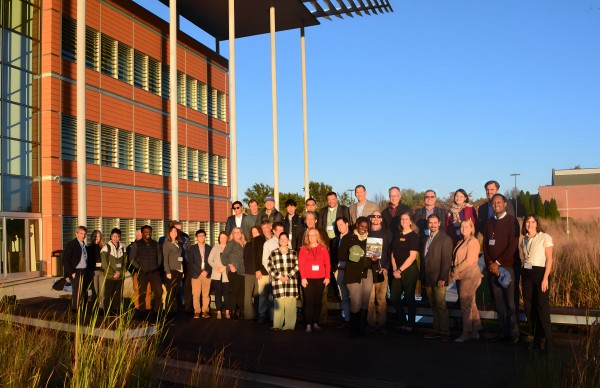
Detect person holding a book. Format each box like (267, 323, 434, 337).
(366, 210, 392, 333)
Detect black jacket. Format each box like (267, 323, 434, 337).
(339, 234, 370, 285)
(130, 239, 163, 273)
(63, 238, 94, 277)
(413, 206, 447, 236)
(188, 243, 213, 279)
(283, 213, 302, 251)
(317, 205, 350, 237)
(381, 203, 412, 235)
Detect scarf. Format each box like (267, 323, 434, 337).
(353, 229, 368, 241)
(450, 202, 472, 224)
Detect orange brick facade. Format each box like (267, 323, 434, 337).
(39, 0, 231, 275)
(538, 184, 600, 221)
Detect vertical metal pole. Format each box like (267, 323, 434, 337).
(76, 0, 87, 227)
(565, 187, 570, 237)
(270, 5, 279, 208)
(228, 0, 238, 201)
(170, 0, 179, 220)
(300, 27, 309, 200)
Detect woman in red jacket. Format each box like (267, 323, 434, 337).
(446, 189, 477, 246)
(298, 227, 330, 333)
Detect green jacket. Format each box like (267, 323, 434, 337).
(101, 241, 128, 280)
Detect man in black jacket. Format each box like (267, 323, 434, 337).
(63, 225, 94, 311)
(130, 225, 163, 315)
(382, 186, 412, 235)
(318, 192, 351, 243)
(283, 199, 302, 251)
(188, 229, 212, 318)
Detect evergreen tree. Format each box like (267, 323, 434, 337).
(536, 195, 546, 218)
(547, 198, 560, 220)
(524, 191, 532, 214)
(519, 190, 526, 215)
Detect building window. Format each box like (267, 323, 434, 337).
(148, 57, 160, 95)
(134, 133, 149, 173)
(117, 42, 132, 84)
(118, 129, 133, 170)
(86, 27, 99, 71)
(2, 101, 34, 142)
(100, 124, 117, 167)
(119, 218, 135, 244)
(217, 91, 226, 121)
(3, 29, 33, 70)
(102, 217, 119, 236)
(161, 64, 170, 100)
(198, 150, 208, 183)
(162, 140, 170, 177)
(186, 76, 196, 109)
(62, 216, 78, 246)
(61, 16, 76, 62)
(100, 34, 117, 78)
(150, 219, 163, 238)
(148, 137, 162, 175)
(187, 149, 198, 181)
(4, 0, 37, 38)
(208, 154, 218, 185)
(177, 71, 186, 105)
(218, 156, 228, 186)
(87, 217, 101, 239)
(133, 50, 148, 90)
(2, 65, 33, 105)
(198, 82, 207, 114)
(85, 121, 99, 165)
(61, 115, 77, 161)
(177, 145, 187, 179)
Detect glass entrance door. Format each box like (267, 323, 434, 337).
(6, 218, 26, 273)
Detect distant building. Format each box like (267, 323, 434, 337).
(538, 168, 600, 221)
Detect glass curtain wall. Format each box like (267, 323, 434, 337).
(1, 0, 41, 276)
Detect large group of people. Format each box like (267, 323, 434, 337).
(62, 180, 554, 352)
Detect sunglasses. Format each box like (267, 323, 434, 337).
(233, 206, 242, 210)
(425, 196, 436, 199)
(371, 215, 382, 218)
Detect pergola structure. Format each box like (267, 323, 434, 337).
(74, 0, 392, 224)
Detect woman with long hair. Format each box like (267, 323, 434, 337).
(298, 227, 330, 332)
(389, 212, 420, 332)
(208, 231, 231, 319)
(89, 230, 105, 310)
(268, 232, 299, 330)
(243, 226, 262, 320)
(451, 219, 483, 342)
(221, 227, 246, 319)
(446, 189, 477, 246)
(163, 225, 182, 315)
(519, 214, 554, 353)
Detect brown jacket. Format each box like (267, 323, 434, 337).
(451, 237, 482, 280)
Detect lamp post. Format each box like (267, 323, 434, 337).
(565, 186, 570, 237)
(510, 173, 520, 218)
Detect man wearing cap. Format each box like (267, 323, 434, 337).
(349, 185, 380, 225)
(483, 194, 520, 343)
(259, 196, 284, 225)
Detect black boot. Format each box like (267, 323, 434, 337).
(350, 312, 361, 336)
(359, 310, 368, 335)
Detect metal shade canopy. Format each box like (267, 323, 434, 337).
(159, 0, 320, 40)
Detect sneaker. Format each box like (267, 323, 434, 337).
(306, 325, 312, 333)
(313, 323, 322, 331)
(424, 331, 441, 339)
(217, 311, 222, 320)
(202, 312, 210, 319)
(225, 311, 231, 319)
(193, 313, 200, 319)
(454, 333, 471, 342)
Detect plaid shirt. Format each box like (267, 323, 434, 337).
(268, 248, 299, 299)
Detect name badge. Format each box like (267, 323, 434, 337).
(424, 228, 430, 236)
(456, 229, 461, 236)
(312, 265, 320, 271)
(524, 262, 533, 270)
(116, 263, 122, 269)
(400, 238, 406, 242)
(489, 239, 496, 246)
(96, 262, 102, 268)
(178, 256, 183, 262)
(327, 225, 334, 231)
(201, 262, 205, 269)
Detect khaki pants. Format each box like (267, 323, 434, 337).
(273, 296, 297, 330)
(368, 271, 388, 327)
(191, 275, 212, 314)
(133, 272, 152, 310)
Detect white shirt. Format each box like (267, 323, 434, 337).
(235, 215, 243, 228)
(520, 232, 553, 268)
(262, 236, 279, 270)
(76, 240, 87, 269)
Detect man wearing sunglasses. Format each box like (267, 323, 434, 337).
(226, 201, 247, 235)
(413, 190, 446, 236)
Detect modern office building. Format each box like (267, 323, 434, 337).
(1, 0, 230, 279)
(539, 168, 600, 220)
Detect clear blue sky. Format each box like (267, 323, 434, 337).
(140, 0, 600, 202)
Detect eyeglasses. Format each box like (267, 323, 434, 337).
(425, 196, 436, 199)
(233, 206, 241, 210)
(371, 215, 382, 218)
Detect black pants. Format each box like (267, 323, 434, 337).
(166, 271, 183, 314)
(138, 270, 163, 313)
(212, 279, 230, 311)
(304, 278, 325, 325)
(71, 269, 93, 310)
(522, 267, 552, 349)
(183, 273, 193, 312)
(103, 279, 123, 314)
(228, 272, 245, 315)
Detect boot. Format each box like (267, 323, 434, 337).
(350, 312, 361, 336)
(359, 310, 368, 335)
